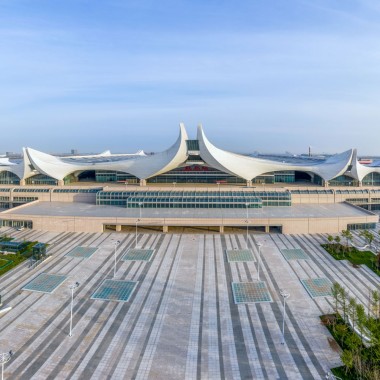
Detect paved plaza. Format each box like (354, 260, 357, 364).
(0, 226, 379, 379)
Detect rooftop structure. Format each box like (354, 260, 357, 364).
(0, 124, 380, 187)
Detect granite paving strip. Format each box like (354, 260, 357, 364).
(307, 233, 380, 289)
(238, 303, 265, 379)
(0, 233, 104, 337)
(294, 234, 378, 305)
(82, 234, 173, 378)
(296, 234, 380, 315)
(260, 303, 303, 379)
(220, 234, 253, 379)
(214, 234, 240, 380)
(196, 236, 206, 379)
(37, 237, 137, 379)
(8, 234, 132, 379)
(265, 235, 335, 378)
(247, 303, 279, 379)
(40, 299, 121, 379)
(0, 230, 358, 379)
(213, 235, 225, 380)
(134, 236, 185, 380)
(11, 236, 127, 378)
(71, 234, 167, 379)
(0, 231, 74, 287)
(207, 235, 221, 379)
(185, 236, 205, 379)
(111, 235, 181, 379)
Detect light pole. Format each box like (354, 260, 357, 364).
(245, 203, 250, 249)
(0, 351, 12, 380)
(114, 240, 120, 278)
(280, 289, 290, 344)
(69, 282, 80, 337)
(256, 243, 263, 281)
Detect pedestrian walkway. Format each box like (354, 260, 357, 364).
(0, 226, 378, 379)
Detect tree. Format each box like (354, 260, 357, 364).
(327, 234, 334, 245)
(341, 349, 354, 375)
(334, 235, 342, 257)
(331, 282, 341, 315)
(335, 324, 348, 347)
(348, 297, 357, 330)
(372, 290, 380, 319)
(339, 286, 348, 321)
(376, 253, 380, 271)
(341, 229, 353, 252)
(359, 229, 374, 248)
(356, 303, 366, 344)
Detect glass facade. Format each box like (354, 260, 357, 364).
(186, 140, 200, 151)
(0, 171, 20, 185)
(148, 165, 245, 184)
(53, 188, 102, 193)
(96, 190, 292, 209)
(0, 219, 33, 228)
(13, 188, 50, 193)
(25, 174, 57, 185)
(347, 223, 376, 231)
(95, 171, 138, 183)
(274, 171, 295, 183)
(291, 189, 334, 194)
(362, 172, 380, 186)
(335, 189, 369, 194)
(329, 175, 358, 186)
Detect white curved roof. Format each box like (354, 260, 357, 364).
(23, 123, 188, 181)
(0, 123, 379, 184)
(350, 149, 380, 182)
(197, 125, 353, 181)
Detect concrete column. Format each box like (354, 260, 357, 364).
(20, 179, 26, 186)
(265, 226, 270, 233)
(358, 181, 362, 187)
(219, 225, 224, 233)
(58, 180, 64, 186)
(246, 180, 252, 187)
(140, 179, 147, 186)
(163, 225, 168, 233)
(323, 180, 329, 188)
(115, 225, 121, 232)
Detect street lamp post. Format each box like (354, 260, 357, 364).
(256, 243, 263, 281)
(114, 240, 120, 278)
(245, 203, 250, 249)
(280, 289, 290, 344)
(0, 351, 13, 380)
(69, 282, 80, 337)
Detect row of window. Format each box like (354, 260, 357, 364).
(13, 188, 50, 193)
(96, 190, 291, 198)
(53, 188, 102, 193)
(125, 202, 264, 209)
(0, 219, 33, 228)
(347, 223, 376, 230)
(291, 190, 334, 194)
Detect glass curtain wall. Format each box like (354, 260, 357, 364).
(0, 171, 20, 185)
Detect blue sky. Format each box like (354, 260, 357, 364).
(1, 0, 380, 154)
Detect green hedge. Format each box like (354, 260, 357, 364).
(321, 243, 380, 276)
(0, 253, 27, 277)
